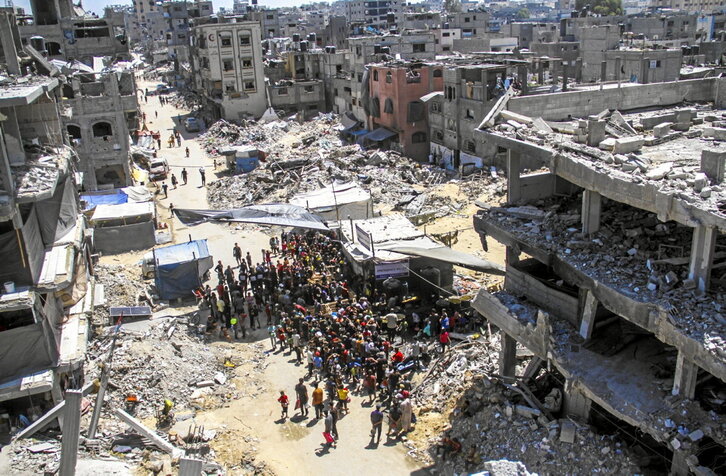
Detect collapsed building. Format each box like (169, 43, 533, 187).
(0, 18, 97, 431)
(470, 77, 726, 474)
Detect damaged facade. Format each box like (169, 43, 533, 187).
(0, 22, 97, 429)
(471, 77, 726, 475)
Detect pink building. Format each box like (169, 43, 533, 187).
(367, 62, 444, 162)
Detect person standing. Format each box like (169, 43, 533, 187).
(171, 174, 178, 189)
(181, 168, 188, 185)
(330, 406, 339, 441)
(295, 378, 309, 417)
(233, 243, 243, 266)
(312, 383, 324, 419)
(162, 182, 168, 198)
(370, 405, 384, 444)
(245, 251, 252, 268)
(199, 167, 206, 186)
(185, 146, 190, 158)
(277, 390, 289, 420)
(399, 394, 413, 434)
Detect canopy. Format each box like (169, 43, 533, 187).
(174, 204, 329, 231)
(350, 129, 369, 136)
(420, 91, 443, 103)
(91, 202, 155, 222)
(290, 182, 372, 220)
(364, 127, 397, 142)
(81, 190, 127, 209)
(154, 239, 211, 266)
(380, 245, 506, 275)
(340, 112, 360, 129)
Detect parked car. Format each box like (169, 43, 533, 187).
(148, 158, 169, 181)
(184, 117, 200, 132)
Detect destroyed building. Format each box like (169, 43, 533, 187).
(470, 77, 726, 475)
(16, 0, 130, 65)
(59, 66, 139, 190)
(190, 16, 267, 121)
(0, 21, 97, 430)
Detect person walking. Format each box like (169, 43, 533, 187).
(312, 383, 324, 419)
(199, 167, 206, 186)
(181, 168, 188, 185)
(399, 393, 413, 435)
(277, 390, 289, 420)
(323, 411, 336, 448)
(330, 407, 339, 441)
(171, 174, 178, 189)
(439, 329, 451, 353)
(295, 378, 309, 417)
(185, 146, 190, 158)
(162, 182, 168, 198)
(370, 405, 384, 444)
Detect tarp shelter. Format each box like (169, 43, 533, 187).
(90, 202, 156, 254)
(364, 127, 397, 143)
(81, 185, 153, 211)
(153, 240, 213, 300)
(290, 182, 373, 221)
(174, 204, 329, 231)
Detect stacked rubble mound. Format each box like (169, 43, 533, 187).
(409, 337, 640, 475)
(202, 115, 505, 217)
(93, 264, 150, 327)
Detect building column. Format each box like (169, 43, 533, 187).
(564, 383, 591, 421)
(688, 226, 717, 294)
(0, 12, 20, 76)
(614, 57, 622, 84)
(581, 190, 601, 235)
(507, 148, 521, 205)
(59, 389, 82, 476)
(672, 351, 698, 399)
(2, 107, 25, 164)
(537, 60, 544, 84)
(579, 290, 598, 340)
(517, 65, 528, 94)
(499, 333, 517, 379)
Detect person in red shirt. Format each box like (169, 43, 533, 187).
(439, 330, 451, 353)
(277, 390, 289, 420)
(391, 348, 404, 364)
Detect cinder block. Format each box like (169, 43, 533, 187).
(612, 136, 644, 154)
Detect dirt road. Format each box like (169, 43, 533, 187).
(135, 80, 427, 475)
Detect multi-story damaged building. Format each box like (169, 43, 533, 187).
(190, 17, 267, 121)
(161, 0, 214, 63)
(60, 68, 139, 190)
(16, 0, 130, 64)
(0, 13, 96, 423)
(470, 77, 726, 475)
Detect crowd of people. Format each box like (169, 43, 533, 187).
(193, 230, 483, 451)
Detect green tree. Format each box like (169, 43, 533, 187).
(574, 0, 623, 15)
(516, 8, 530, 19)
(443, 0, 462, 13)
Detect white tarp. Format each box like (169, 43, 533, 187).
(291, 182, 373, 221)
(91, 202, 155, 222)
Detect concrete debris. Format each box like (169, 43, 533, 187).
(203, 115, 505, 218)
(408, 337, 638, 475)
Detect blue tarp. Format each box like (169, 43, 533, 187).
(350, 129, 369, 136)
(154, 240, 213, 300)
(236, 156, 259, 173)
(364, 127, 397, 142)
(81, 190, 128, 210)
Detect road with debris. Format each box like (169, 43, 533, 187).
(133, 79, 425, 475)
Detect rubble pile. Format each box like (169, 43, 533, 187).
(85, 319, 237, 420)
(479, 197, 726, 346)
(94, 264, 151, 326)
(203, 115, 505, 217)
(409, 338, 640, 475)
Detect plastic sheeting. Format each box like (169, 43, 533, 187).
(174, 204, 329, 230)
(81, 189, 128, 210)
(35, 176, 79, 247)
(364, 127, 397, 142)
(0, 323, 55, 386)
(93, 221, 156, 255)
(380, 244, 506, 275)
(0, 205, 46, 287)
(91, 202, 155, 223)
(154, 241, 214, 300)
(290, 182, 372, 221)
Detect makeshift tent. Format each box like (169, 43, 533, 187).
(153, 240, 213, 300)
(290, 182, 373, 221)
(174, 204, 329, 231)
(81, 187, 153, 211)
(90, 202, 156, 254)
(91, 202, 155, 224)
(35, 176, 79, 247)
